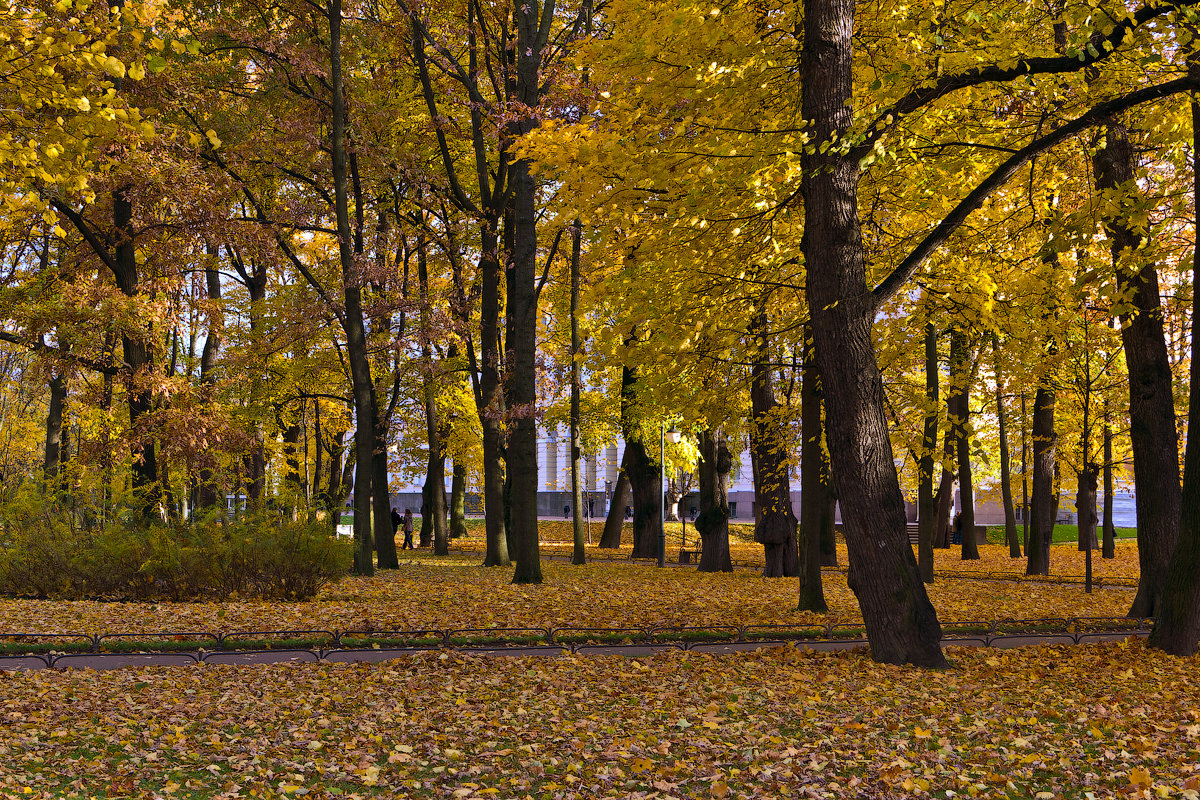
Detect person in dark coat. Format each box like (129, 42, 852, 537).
(952, 512, 963, 545)
(402, 508, 415, 550)
(390, 507, 402, 545)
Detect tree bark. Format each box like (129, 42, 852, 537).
(1102, 407, 1116, 558)
(1147, 70, 1200, 654)
(569, 221, 586, 565)
(506, 0, 551, 586)
(450, 460, 469, 539)
(994, 339, 1020, 557)
(950, 330, 980, 560)
(695, 429, 732, 573)
(799, 334, 829, 609)
(917, 322, 938, 581)
(43, 371, 66, 486)
(1026, 385, 1056, 576)
(418, 234, 450, 556)
(801, 0, 944, 666)
(599, 453, 630, 548)
(478, 227, 509, 567)
(195, 258, 223, 511)
(750, 312, 799, 578)
(1093, 120, 1181, 619)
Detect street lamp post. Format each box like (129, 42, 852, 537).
(659, 422, 682, 567)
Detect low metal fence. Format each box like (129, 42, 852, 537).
(0, 615, 1153, 668)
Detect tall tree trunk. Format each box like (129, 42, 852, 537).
(1021, 392, 1030, 551)
(1147, 71, 1200, 654)
(112, 189, 160, 518)
(917, 322, 938, 581)
(43, 372, 66, 486)
(1102, 404, 1116, 558)
(599, 454, 630, 548)
(506, 0, 550, 586)
(619, 364, 661, 558)
(1026, 385, 1056, 576)
(195, 256, 223, 511)
(695, 429, 732, 573)
(1077, 465, 1099, 551)
(450, 460, 469, 538)
(951, 330, 980, 560)
(801, 0, 944, 666)
(329, 0, 377, 574)
(569, 221, 586, 565)
(994, 340, 1020, 557)
(418, 234, 450, 556)
(751, 312, 799, 578)
(1093, 120, 1182, 619)
(478, 226, 509, 567)
(799, 334, 829, 609)
(934, 423, 956, 548)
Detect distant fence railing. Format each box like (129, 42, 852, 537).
(446, 543, 1141, 588)
(0, 616, 1153, 668)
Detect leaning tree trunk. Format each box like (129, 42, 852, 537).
(917, 321, 938, 582)
(750, 312, 799, 578)
(599, 454, 630, 548)
(950, 330, 980, 560)
(1026, 384, 1056, 576)
(1094, 120, 1182, 619)
(695, 429, 732, 573)
(799, 333, 830, 610)
(800, 0, 944, 666)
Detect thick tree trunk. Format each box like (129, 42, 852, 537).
(422, 452, 448, 553)
(569, 222, 586, 565)
(751, 312, 799, 578)
(950, 330, 980, 560)
(195, 260, 223, 511)
(626, 436, 661, 559)
(917, 322, 938, 581)
(994, 341, 1020, 557)
(1093, 121, 1182, 619)
(801, 0, 944, 666)
(450, 460, 469, 539)
(1148, 77, 1200, 654)
(1077, 464, 1099, 551)
(506, 0, 549, 585)
(1026, 385, 1056, 576)
(695, 429, 732, 573)
(478, 228, 509, 567)
(799, 335, 829, 609)
(599, 454, 630, 548)
(282, 421, 303, 508)
(43, 372, 66, 486)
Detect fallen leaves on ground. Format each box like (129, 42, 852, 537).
(0, 640, 1195, 798)
(0, 553, 1135, 638)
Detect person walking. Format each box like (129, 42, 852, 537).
(402, 508, 415, 550)
(390, 507, 402, 548)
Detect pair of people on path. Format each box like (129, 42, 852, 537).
(391, 507, 415, 549)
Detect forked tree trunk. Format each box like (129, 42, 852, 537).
(599, 455, 630, 548)
(695, 429, 732, 573)
(801, 0, 944, 666)
(1094, 120, 1181, 619)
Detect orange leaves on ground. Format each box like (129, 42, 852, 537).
(1, 641, 1198, 798)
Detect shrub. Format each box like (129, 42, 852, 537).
(0, 492, 352, 601)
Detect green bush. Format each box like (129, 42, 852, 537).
(0, 492, 352, 600)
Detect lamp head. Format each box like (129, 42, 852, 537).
(665, 427, 682, 444)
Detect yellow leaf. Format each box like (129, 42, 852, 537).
(1129, 767, 1151, 788)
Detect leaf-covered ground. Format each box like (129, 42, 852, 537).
(0, 545, 1138, 637)
(2, 641, 1197, 799)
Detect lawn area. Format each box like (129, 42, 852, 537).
(983, 525, 1138, 544)
(1, 641, 1196, 799)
